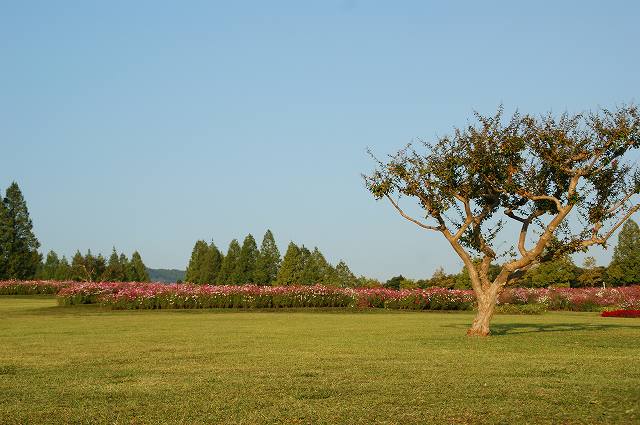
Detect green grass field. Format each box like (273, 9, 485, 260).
(1, 297, 639, 424)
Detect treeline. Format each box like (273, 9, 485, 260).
(386, 219, 640, 290)
(0, 181, 149, 282)
(37, 249, 149, 282)
(185, 230, 377, 287)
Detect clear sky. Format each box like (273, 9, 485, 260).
(1, 1, 639, 280)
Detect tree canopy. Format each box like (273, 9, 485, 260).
(365, 105, 640, 335)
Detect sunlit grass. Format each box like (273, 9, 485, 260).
(0, 296, 638, 424)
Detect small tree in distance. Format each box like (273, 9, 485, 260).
(365, 105, 640, 336)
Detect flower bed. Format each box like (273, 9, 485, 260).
(1, 280, 640, 312)
(601, 309, 640, 318)
(0, 280, 72, 295)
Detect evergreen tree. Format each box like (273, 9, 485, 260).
(185, 240, 210, 283)
(522, 255, 577, 288)
(334, 260, 357, 287)
(276, 242, 303, 285)
(70, 250, 89, 281)
(129, 251, 149, 282)
(0, 195, 8, 278)
(218, 239, 241, 284)
(102, 248, 125, 281)
(40, 250, 60, 280)
(55, 256, 71, 280)
(302, 247, 333, 285)
(235, 234, 258, 284)
(607, 219, 640, 286)
(1, 182, 41, 279)
(205, 243, 224, 284)
(254, 230, 281, 285)
(119, 253, 131, 281)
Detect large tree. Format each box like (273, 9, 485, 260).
(185, 240, 210, 283)
(276, 242, 303, 285)
(365, 105, 640, 336)
(607, 219, 640, 286)
(235, 234, 259, 283)
(129, 251, 149, 282)
(218, 239, 241, 284)
(0, 182, 41, 279)
(254, 230, 281, 285)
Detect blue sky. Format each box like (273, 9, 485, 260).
(1, 1, 639, 279)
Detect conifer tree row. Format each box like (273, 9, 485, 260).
(184, 230, 356, 286)
(36, 248, 150, 282)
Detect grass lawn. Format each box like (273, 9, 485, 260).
(1, 297, 639, 424)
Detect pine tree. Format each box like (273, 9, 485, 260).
(607, 219, 640, 286)
(129, 251, 149, 282)
(204, 243, 224, 284)
(70, 250, 89, 281)
(0, 195, 9, 278)
(1, 182, 41, 279)
(40, 250, 60, 280)
(235, 234, 258, 284)
(218, 239, 241, 284)
(185, 240, 210, 283)
(102, 248, 124, 281)
(55, 256, 71, 280)
(254, 230, 281, 285)
(119, 253, 131, 281)
(301, 247, 333, 285)
(276, 242, 303, 285)
(334, 260, 357, 287)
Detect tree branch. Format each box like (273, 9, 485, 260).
(385, 195, 442, 231)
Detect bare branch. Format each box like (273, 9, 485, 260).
(385, 195, 442, 231)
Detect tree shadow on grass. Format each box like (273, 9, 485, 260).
(445, 322, 640, 336)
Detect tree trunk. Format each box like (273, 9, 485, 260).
(467, 284, 500, 337)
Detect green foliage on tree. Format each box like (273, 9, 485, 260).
(218, 239, 241, 284)
(576, 256, 606, 287)
(0, 182, 41, 279)
(334, 260, 357, 287)
(55, 256, 71, 280)
(37, 250, 60, 280)
(365, 105, 640, 336)
(522, 255, 577, 288)
(255, 230, 281, 285)
(418, 266, 457, 288)
(607, 219, 640, 286)
(276, 242, 303, 285)
(70, 250, 89, 282)
(129, 251, 149, 282)
(301, 247, 335, 285)
(185, 240, 210, 283)
(102, 248, 125, 282)
(236, 234, 259, 283)
(384, 275, 405, 290)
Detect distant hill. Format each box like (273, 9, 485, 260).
(147, 268, 185, 283)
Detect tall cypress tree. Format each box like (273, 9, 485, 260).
(102, 248, 124, 281)
(70, 250, 88, 281)
(303, 247, 334, 285)
(235, 234, 258, 283)
(218, 239, 241, 284)
(607, 219, 640, 286)
(185, 240, 210, 283)
(1, 182, 41, 279)
(204, 243, 224, 284)
(55, 256, 71, 280)
(119, 253, 131, 281)
(39, 250, 60, 280)
(0, 194, 9, 278)
(276, 242, 303, 285)
(255, 230, 281, 285)
(129, 251, 149, 282)
(334, 260, 357, 287)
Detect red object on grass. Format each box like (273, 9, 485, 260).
(601, 309, 640, 318)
